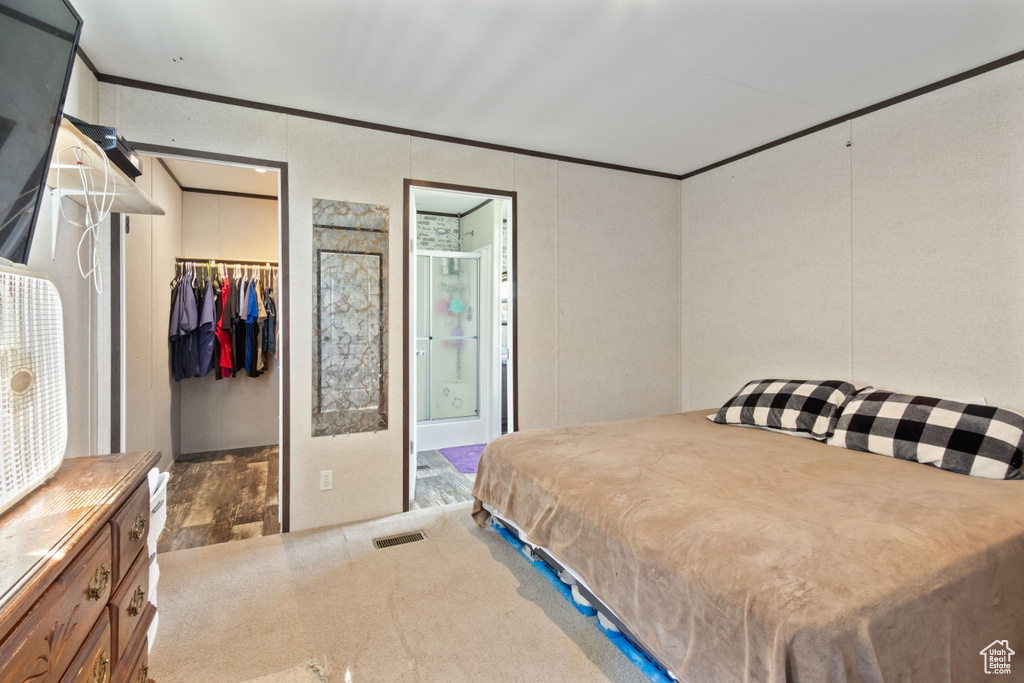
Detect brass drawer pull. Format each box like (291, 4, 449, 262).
(129, 513, 147, 541)
(87, 563, 110, 600)
(128, 585, 146, 617)
(136, 664, 149, 683)
(89, 651, 109, 683)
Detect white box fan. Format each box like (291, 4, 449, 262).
(0, 261, 67, 516)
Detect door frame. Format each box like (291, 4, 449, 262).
(403, 179, 518, 511)
(126, 143, 292, 532)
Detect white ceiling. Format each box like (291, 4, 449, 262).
(159, 156, 279, 197)
(414, 188, 494, 215)
(74, 0, 1024, 177)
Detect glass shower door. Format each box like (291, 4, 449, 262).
(415, 255, 429, 422)
(416, 253, 480, 422)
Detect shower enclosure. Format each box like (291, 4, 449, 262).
(415, 251, 482, 436)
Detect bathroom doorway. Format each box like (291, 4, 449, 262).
(403, 181, 516, 510)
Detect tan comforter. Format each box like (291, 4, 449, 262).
(471, 411, 1024, 683)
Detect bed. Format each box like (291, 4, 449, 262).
(471, 406, 1024, 682)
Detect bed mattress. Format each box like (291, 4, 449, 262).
(471, 411, 1024, 682)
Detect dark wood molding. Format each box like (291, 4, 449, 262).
(129, 142, 291, 533)
(75, 45, 99, 78)
(156, 158, 182, 190)
(461, 198, 493, 219)
(91, 47, 1024, 183)
(416, 199, 492, 221)
(403, 180, 411, 512)
(278, 163, 291, 534)
(416, 210, 460, 219)
(131, 143, 286, 170)
(84, 44, 1024, 184)
(403, 180, 518, 511)
(110, 213, 121, 454)
(93, 73, 680, 180)
(181, 186, 278, 202)
(0, 2, 79, 42)
(679, 47, 1024, 180)
(510, 193, 518, 432)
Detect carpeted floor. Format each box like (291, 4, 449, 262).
(150, 501, 649, 683)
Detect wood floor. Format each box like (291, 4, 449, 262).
(157, 444, 279, 553)
(410, 448, 477, 510)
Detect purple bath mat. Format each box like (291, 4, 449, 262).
(439, 444, 486, 473)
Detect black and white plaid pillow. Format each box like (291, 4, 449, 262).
(828, 390, 1024, 479)
(712, 379, 858, 440)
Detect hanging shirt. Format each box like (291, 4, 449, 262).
(211, 277, 222, 381)
(245, 277, 258, 373)
(257, 279, 267, 320)
(222, 278, 235, 332)
(273, 285, 280, 361)
(215, 279, 234, 378)
(256, 279, 267, 372)
(263, 286, 277, 356)
(240, 276, 249, 318)
(196, 277, 217, 377)
(168, 280, 183, 380)
(174, 277, 199, 380)
(231, 276, 248, 376)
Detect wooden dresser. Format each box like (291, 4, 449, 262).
(0, 451, 161, 683)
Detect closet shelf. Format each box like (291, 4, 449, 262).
(45, 118, 165, 216)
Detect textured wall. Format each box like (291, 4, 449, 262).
(25, 57, 106, 459)
(64, 55, 99, 125)
(460, 201, 497, 254)
(178, 192, 280, 454)
(415, 214, 460, 251)
(683, 59, 1024, 412)
(850, 61, 1024, 407)
(686, 124, 853, 408)
(102, 85, 684, 530)
(123, 157, 183, 470)
(557, 164, 682, 426)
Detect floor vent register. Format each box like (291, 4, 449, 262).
(372, 530, 428, 549)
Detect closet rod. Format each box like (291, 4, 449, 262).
(175, 256, 279, 266)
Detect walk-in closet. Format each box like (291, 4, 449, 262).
(122, 154, 283, 551)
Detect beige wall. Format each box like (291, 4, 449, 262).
(685, 123, 853, 407)
(683, 60, 1024, 411)
(557, 164, 682, 425)
(124, 157, 183, 471)
(25, 57, 106, 460)
(37, 53, 1024, 532)
(460, 200, 497, 253)
(98, 84, 683, 530)
(178, 191, 279, 454)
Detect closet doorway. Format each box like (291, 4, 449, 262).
(404, 181, 516, 511)
(120, 148, 288, 552)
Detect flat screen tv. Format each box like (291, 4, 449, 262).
(0, 0, 82, 264)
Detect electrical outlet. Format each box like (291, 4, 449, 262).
(320, 470, 333, 491)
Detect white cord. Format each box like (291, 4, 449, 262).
(54, 144, 116, 293)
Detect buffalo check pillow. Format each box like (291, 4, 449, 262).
(828, 390, 1024, 479)
(711, 379, 859, 440)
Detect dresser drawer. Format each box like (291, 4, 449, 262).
(60, 609, 112, 683)
(116, 635, 149, 683)
(109, 548, 149, 666)
(0, 524, 113, 682)
(109, 483, 150, 588)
